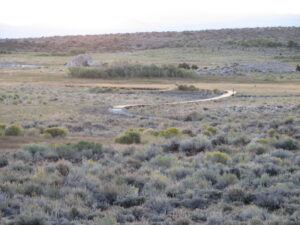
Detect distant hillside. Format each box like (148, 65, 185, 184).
(0, 27, 299, 52)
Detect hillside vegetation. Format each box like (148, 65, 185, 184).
(0, 27, 299, 52)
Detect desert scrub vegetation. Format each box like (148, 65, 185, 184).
(153, 127, 182, 138)
(43, 126, 68, 138)
(239, 38, 284, 47)
(0, 128, 299, 225)
(4, 124, 23, 136)
(178, 62, 198, 70)
(176, 84, 199, 91)
(69, 63, 198, 79)
(115, 128, 141, 144)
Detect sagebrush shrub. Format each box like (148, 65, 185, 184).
(56, 161, 70, 177)
(271, 149, 294, 159)
(0, 156, 8, 168)
(203, 126, 218, 136)
(14, 214, 47, 225)
(115, 129, 141, 144)
(44, 127, 68, 138)
(153, 155, 174, 168)
(0, 122, 6, 130)
(5, 124, 23, 136)
(178, 63, 190, 69)
(179, 136, 212, 155)
(247, 143, 269, 155)
(154, 127, 182, 138)
(273, 138, 299, 150)
(205, 151, 232, 165)
(176, 84, 199, 91)
(226, 187, 246, 202)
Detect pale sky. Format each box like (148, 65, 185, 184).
(1, 0, 300, 38)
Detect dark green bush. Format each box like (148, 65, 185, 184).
(73, 140, 103, 154)
(5, 124, 23, 136)
(44, 127, 68, 138)
(178, 63, 190, 69)
(69, 63, 198, 79)
(191, 64, 199, 70)
(176, 84, 199, 91)
(0, 156, 8, 168)
(287, 40, 299, 48)
(56, 161, 70, 177)
(69, 207, 81, 220)
(273, 138, 299, 150)
(23, 183, 43, 197)
(115, 129, 141, 144)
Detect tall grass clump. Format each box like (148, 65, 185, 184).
(69, 63, 198, 79)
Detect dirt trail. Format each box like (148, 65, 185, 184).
(109, 90, 236, 117)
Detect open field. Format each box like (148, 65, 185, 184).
(0, 28, 300, 225)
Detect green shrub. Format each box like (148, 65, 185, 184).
(284, 116, 294, 124)
(184, 111, 202, 121)
(177, 84, 199, 91)
(44, 127, 68, 138)
(287, 40, 299, 48)
(115, 129, 141, 144)
(0, 129, 3, 136)
(5, 124, 23, 136)
(268, 129, 276, 138)
(154, 127, 182, 138)
(50, 50, 68, 56)
(273, 138, 299, 150)
(22, 144, 49, 156)
(205, 151, 232, 165)
(247, 143, 268, 155)
(0, 50, 12, 54)
(0, 156, 8, 168)
(73, 140, 102, 154)
(153, 155, 174, 168)
(191, 64, 199, 70)
(178, 63, 190, 69)
(271, 149, 294, 159)
(253, 138, 268, 144)
(179, 136, 212, 155)
(226, 187, 246, 202)
(203, 126, 218, 136)
(0, 122, 6, 130)
(69, 63, 198, 79)
(23, 183, 43, 196)
(216, 174, 237, 189)
(56, 161, 70, 177)
(69, 47, 86, 55)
